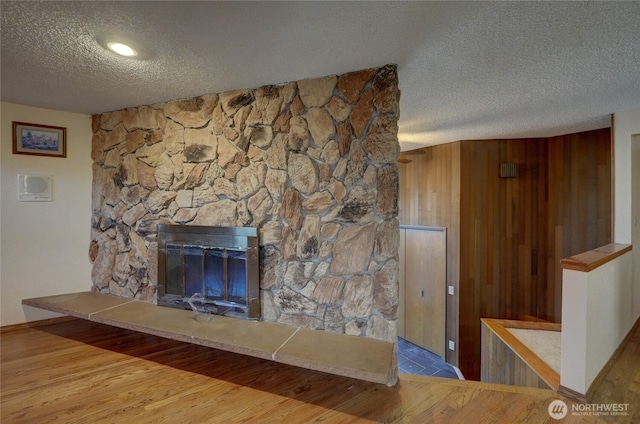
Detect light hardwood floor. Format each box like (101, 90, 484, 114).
(1, 318, 635, 423)
(587, 318, 640, 414)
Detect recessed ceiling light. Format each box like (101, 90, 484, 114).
(107, 41, 138, 57)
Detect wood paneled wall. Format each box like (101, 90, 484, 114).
(398, 128, 611, 381)
(459, 138, 548, 380)
(480, 319, 560, 390)
(546, 128, 612, 323)
(398, 143, 460, 366)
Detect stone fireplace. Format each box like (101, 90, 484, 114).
(89, 65, 400, 343)
(157, 224, 260, 320)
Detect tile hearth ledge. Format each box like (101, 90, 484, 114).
(22, 292, 398, 386)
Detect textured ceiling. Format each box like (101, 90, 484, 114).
(2, 1, 639, 151)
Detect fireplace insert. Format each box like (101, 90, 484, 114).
(157, 224, 260, 320)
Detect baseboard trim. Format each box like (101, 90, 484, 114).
(0, 316, 78, 334)
(557, 385, 588, 404)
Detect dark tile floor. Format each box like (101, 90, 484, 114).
(397, 337, 461, 379)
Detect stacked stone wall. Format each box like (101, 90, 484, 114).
(90, 65, 400, 342)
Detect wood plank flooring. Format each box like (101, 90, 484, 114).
(1, 318, 634, 423)
(22, 292, 397, 386)
(588, 318, 640, 410)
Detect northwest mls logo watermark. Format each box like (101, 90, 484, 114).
(548, 399, 630, 420)
(548, 400, 568, 420)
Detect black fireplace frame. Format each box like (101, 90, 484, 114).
(157, 224, 260, 320)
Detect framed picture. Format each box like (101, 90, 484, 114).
(12, 121, 67, 158)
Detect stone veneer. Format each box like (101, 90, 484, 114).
(89, 65, 400, 342)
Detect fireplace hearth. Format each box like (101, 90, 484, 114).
(157, 225, 260, 320)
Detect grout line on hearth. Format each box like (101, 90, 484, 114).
(272, 327, 301, 360)
(88, 300, 138, 319)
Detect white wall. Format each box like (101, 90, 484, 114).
(613, 107, 640, 323)
(1, 102, 93, 326)
(633, 134, 640, 321)
(560, 250, 634, 395)
(613, 108, 640, 244)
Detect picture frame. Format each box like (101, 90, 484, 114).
(12, 121, 67, 158)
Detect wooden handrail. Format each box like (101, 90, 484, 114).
(560, 243, 632, 272)
(482, 318, 561, 390)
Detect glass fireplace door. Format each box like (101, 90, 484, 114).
(157, 225, 259, 320)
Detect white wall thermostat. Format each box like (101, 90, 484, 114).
(17, 174, 52, 201)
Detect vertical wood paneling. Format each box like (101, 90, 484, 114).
(546, 128, 612, 323)
(459, 138, 548, 380)
(398, 143, 460, 366)
(398, 160, 415, 224)
(480, 321, 553, 390)
(399, 128, 611, 381)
